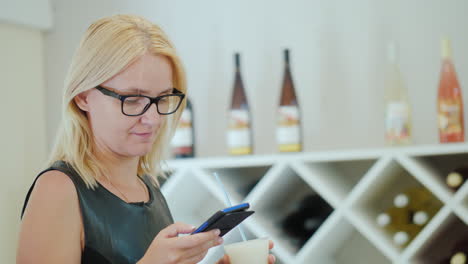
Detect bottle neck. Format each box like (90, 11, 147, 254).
(442, 39, 452, 60)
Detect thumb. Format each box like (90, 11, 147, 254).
(162, 222, 196, 238)
(217, 254, 230, 264)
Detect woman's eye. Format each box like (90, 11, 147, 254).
(126, 98, 142, 104)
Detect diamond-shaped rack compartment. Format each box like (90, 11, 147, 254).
(347, 157, 445, 260)
(404, 212, 468, 263)
(398, 152, 468, 203)
(200, 164, 273, 205)
(245, 163, 335, 263)
(291, 157, 377, 208)
(162, 168, 224, 228)
(295, 211, 392, 264)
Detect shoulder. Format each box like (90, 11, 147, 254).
(17, 170, 82, 263)
(23, 169, 81, 221)
(35, 170, 79, 203)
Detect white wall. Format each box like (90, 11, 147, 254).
(45, 0, 468, 157)
(0, 23, 47, 263)
(0, 0, 53, 30)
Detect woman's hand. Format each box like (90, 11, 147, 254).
(216, 240, 276, 264)
(138, 222, 223, 264)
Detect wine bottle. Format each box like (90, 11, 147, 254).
(412, 210, 429, 226)
(447, 167, 468, 191)
(384, 42, 411, 145)
(393, 187, 440, 227)
(171, 98, 195, 158)
(376, 207, 412, 232)
(449, 239, 468, 264)
(227, 53, 253, 155)
(437, 38, 464, 143)
(450, 252, 467, 264)
(393, 187, 436, 209)
(393, 225, 421, 247)
(277, 49, 302, 152)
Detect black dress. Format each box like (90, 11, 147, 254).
(21, 160, 174, 264)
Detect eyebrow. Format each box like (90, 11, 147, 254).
(123, 87, 174, 96)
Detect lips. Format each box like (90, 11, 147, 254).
(133, 132, 153, 139)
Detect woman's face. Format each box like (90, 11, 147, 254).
(75, 53, 174, 158)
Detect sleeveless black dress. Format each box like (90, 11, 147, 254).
(21, 160, 174, 264)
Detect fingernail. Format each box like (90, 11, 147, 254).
(214, 229, 221, 236)
(217, 237, 224, 244)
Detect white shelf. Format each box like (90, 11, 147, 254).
(163, 144, 468, 263)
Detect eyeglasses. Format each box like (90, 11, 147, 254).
(95, 85, 185, 116)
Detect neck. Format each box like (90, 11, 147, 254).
(94, 143, 141, 187)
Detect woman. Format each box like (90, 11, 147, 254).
(17, 14, 275, 264)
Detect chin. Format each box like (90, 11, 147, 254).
(125, 145, 153, 157)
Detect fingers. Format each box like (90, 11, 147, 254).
(173, 229, 221, 249)
(269, 240, 274, 249)
(184, 235, 223, 259)
(179, 251, 209, 264)
(162, 222, 196, 238)
(268, 254, 276, 264)
(216, 254, 230, 264)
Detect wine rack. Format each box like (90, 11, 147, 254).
(162, 143, 468, 264)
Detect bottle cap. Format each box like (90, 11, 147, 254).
(447, 172, 463, 188)
(442, 38, 452, 59)
(451, 252, 467, 264)
(393, 231, 409, 246)
(377, 213, 391, 227)
(413, 211, 429, 225)
(394, 194, 409, 208)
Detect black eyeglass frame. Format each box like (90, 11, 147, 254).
(95, 85, 185, 116)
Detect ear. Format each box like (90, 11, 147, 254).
(74, 90, 91, 112)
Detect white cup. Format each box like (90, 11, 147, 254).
(224, 238, 269, 264)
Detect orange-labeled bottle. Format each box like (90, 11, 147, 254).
(438, 38, 464, 143)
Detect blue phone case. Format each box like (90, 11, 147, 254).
(191, 203, 254, 237)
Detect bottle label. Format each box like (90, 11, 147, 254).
(385, 101, 410, 142)
(438, 99, 463, 136)
(227, 109, 252, 155)
(277, 106, 301, 152)
(171, 110, 193, 148)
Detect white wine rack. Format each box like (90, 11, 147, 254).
(162, 143, 468, 264)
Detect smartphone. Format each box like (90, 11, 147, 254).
(191, 203, 254, 237)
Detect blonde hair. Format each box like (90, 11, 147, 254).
(47, 14, 186, 188)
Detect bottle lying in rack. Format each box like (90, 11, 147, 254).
(440, 239, 468, 264)
(376, 207, 413, 232)
(171, 98, 195, 158)
(227, 52, 253, 155)
(392, 225, 421, 247)
(280, 194, 333, 248)
(376, 206, 422, 247)
(446, 167, 468, 191)
(393, 186, 441, 226)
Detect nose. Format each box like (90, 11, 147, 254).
(139, 102, 161, 125)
